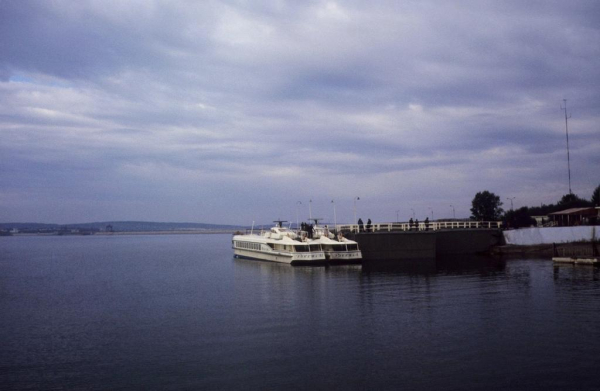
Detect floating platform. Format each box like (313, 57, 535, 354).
(553, 257, 599, 265)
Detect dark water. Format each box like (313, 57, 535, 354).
(1, 234, 600, 390)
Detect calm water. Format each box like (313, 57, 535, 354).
(1, 234, 600, 390)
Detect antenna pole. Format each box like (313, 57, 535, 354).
(353, 197, 360, 223)
(561, 99, 572, 194)
(296, 201, 302, 229)
(332, 200, 337, 229)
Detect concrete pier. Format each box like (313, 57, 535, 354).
(349, 231, 436, 261)
(346, 228, 502, 261)
(436, 229, 503, 255)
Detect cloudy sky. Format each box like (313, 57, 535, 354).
(1, 0, 599, 225)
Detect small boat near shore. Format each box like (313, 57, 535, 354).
(232, 221, 326, 264)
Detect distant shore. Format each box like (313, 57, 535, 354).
(5, 230, 238, 237)
(96, 230, 238, 235)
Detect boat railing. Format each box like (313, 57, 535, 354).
(335, 220, 503, 233)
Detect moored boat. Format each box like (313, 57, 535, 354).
(308, 221, 362, 263)
(232, 221, 326, 264)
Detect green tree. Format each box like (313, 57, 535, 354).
(557, 193, 591, 209)
(503, 207, 536, 229)
(592, 185, 600, 207)
(528, 203, 557, 217)
(470, 191, 504, 221)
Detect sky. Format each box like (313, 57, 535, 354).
(1, 0, 599, 225)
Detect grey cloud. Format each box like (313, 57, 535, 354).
(0, 1, 598, 224)
(0, 1, 215, 80)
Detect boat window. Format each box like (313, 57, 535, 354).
(323, 244, 348, 252)
(309, 244, 321, 252)
(235, 241, 261, 250)
(294, 245, 308, 252)
(347, 244, 358, 251)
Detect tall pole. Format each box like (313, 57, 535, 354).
(450, 205, 455, 219)
(353, 197, 360, 223)
(309, 199, 313, 219)
(428, 207, 434, 220)
(332, 200, 337, 228)
(411, 208, 415, 219)
(296, 201, 302, 229)
(506, 197, 515, 211)
(396, 210, 399, 222)
(561, 99, 572, 195)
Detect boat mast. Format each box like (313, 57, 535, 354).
(309, 218, 323, 227)
(273, 220, 288, 228)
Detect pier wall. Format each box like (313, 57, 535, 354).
(349, 232, 436, 260)
(436, 229, 503, 255)
(348, 229, 501, 261)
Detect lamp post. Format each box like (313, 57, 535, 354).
(296, 201, 302, 229)
(450, 205, 455, 219)
(309, 199, 313, 219)
(411, 208, 415, 219)
(332, 200, 337, 229)
(428, 207, 434, 221)
(353, 197, 360, 223)
(396, 210, 399, 222)
(506, 197, 515, 211)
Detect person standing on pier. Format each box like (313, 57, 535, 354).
(358, 218, 364, 232)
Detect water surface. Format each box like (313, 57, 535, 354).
(1, 234, 599, 390)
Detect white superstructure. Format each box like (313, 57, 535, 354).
(309, 223, 362, 262)
(232, 222, 326, 264)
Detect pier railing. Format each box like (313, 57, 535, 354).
(335, 221, 502, 233)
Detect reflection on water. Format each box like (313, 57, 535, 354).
(554, 263, 600, 282)
(362, 256, 507, 276)
(234, 257, 362, 275)
(235, 255, 507, 277)
(2, 235, 600, 391)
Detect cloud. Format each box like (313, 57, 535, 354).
(0, 0, 599, 224)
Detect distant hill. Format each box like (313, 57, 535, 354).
(0, 221, 245, 232)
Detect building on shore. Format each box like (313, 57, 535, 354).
(548, 207, 599, 227)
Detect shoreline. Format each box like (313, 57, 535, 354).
(492, 242, 599, 259)
(5, 230, 238, 237)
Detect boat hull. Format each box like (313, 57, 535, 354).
(233, 248, 326, 265)
(326, 250, 362, 263)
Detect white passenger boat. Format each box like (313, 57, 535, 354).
(232, 221, 326, 264)
(307, 220, 362, 263)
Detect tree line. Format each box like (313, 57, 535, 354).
(470, 184, 600, 228)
